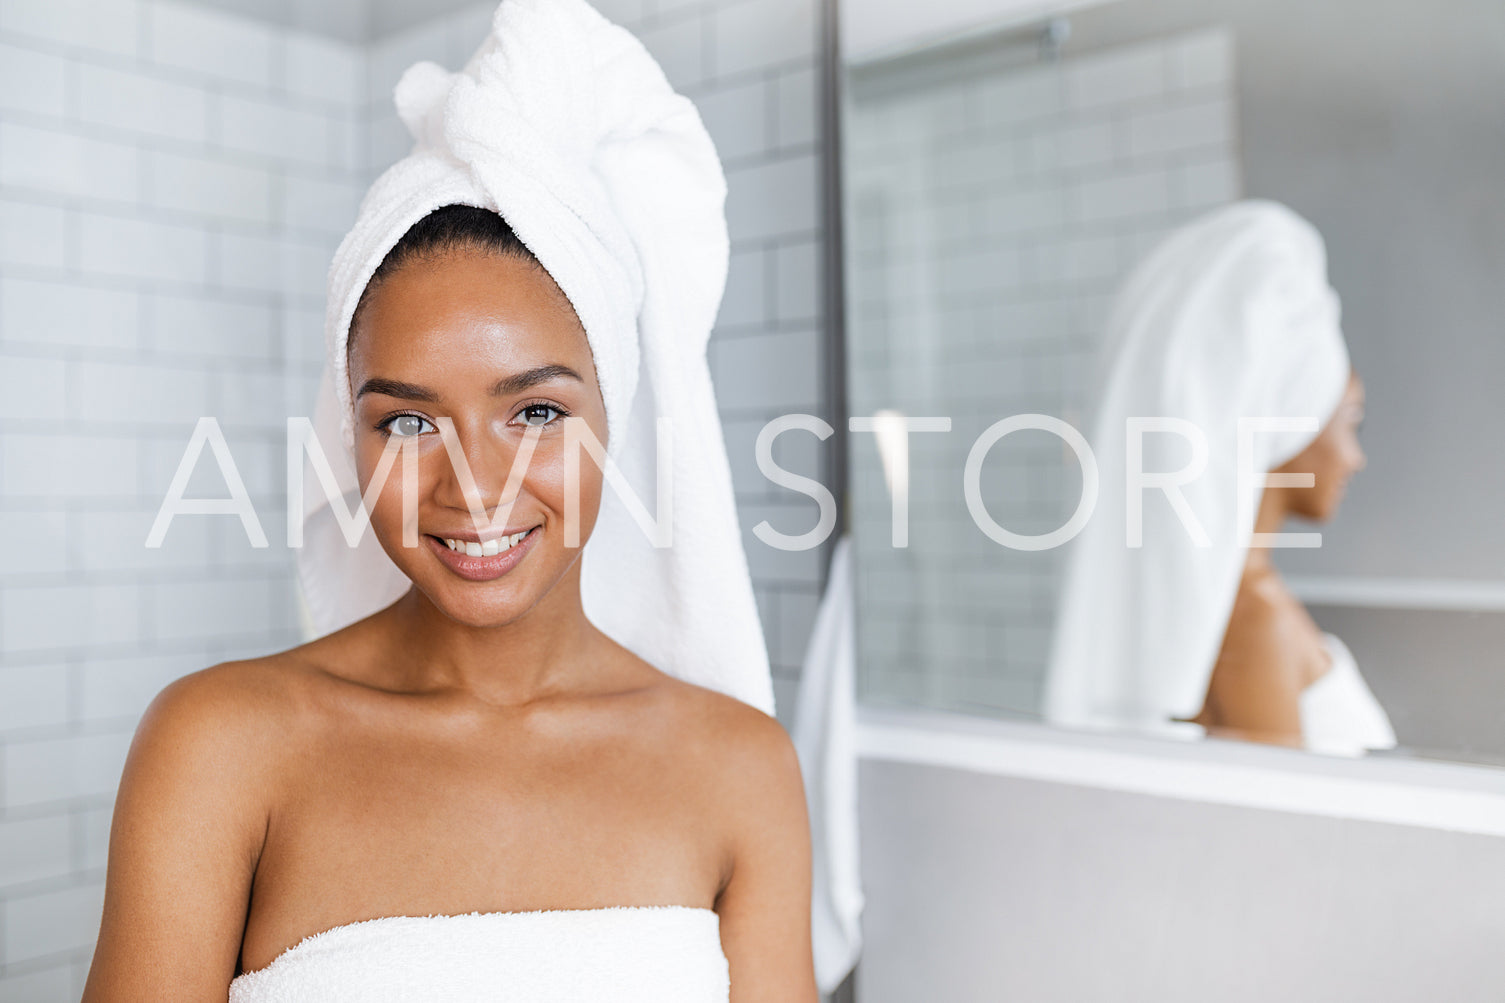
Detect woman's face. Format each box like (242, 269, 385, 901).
(1274, 372, 1367, 522)
(347, 248, 608, 628)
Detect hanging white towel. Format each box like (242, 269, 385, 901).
(792, 534, 864, 994)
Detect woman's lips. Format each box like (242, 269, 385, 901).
(425, 527, 539, 582)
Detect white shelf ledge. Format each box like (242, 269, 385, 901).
(857, 705, 1505, 837)
(1285, 575, 1505, 611)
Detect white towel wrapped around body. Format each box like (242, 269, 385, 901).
(297, 0, 773, 716)
(228, 907, 729, 1002)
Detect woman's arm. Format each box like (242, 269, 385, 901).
(714, 710, 820, 1003)
(82, 666, 274, 1001)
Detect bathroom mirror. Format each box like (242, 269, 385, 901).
(837, 0, 1505, 765)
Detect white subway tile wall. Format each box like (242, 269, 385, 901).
(0, 0, 828, 992)
(0, 0, 363, 992)
(846, 28, 1241, 718)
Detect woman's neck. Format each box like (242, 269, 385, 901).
(1242, 487, 1290, 579)
(376, 565, 605, 706)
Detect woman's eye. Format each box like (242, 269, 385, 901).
(384, 414, 435, 437)
(518, 404, 562, 426)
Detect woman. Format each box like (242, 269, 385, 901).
(1043, 199, 1397, 757)
(83, 2, 818, 1000)
(1187, 368, 1394, 753)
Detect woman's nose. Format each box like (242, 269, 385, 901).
(432, 422, 525, 516)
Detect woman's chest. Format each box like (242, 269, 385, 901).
(239, 726, 726, 974)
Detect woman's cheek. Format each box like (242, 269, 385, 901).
(357, 437, 429, 545)
(530, 441, 604, 537)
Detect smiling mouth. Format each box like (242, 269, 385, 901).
(424, 527, 541, 583)
(433, 527, 537, 558)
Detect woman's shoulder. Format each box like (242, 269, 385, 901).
(151, 644, 317, 713)
(132, 641, 354, 774)
(645, 671, 796, 766)
(646, 673, 807, 828)
(1220, 571, 1326, 681)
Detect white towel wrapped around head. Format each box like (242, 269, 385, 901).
(298, 0, 774, 716)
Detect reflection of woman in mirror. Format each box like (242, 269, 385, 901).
(83, 2, 817, 999)
(1189, 371, 1394, 752)
(1043, 199, 1397, 757)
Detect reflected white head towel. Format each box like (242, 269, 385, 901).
(1043, 200, 1350, 731)
(297, 0, 774, 715)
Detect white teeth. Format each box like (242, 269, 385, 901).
(441, 529, 531, 557)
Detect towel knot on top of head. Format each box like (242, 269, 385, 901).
(302, 0, 774, 716)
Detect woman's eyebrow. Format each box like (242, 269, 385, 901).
(490, 364, 585, 396)
(356, 365, 585, 403)
(356, 377, 439, 402)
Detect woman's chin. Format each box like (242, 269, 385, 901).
(1311, 491, 1347, 524)
(389, 563, 540, 627)
(422, 588, 536, 629)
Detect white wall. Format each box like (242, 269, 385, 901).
(0, 0, 365, 994)
(0, 0, 830, 995)
(857, 758, 1505, 1001)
